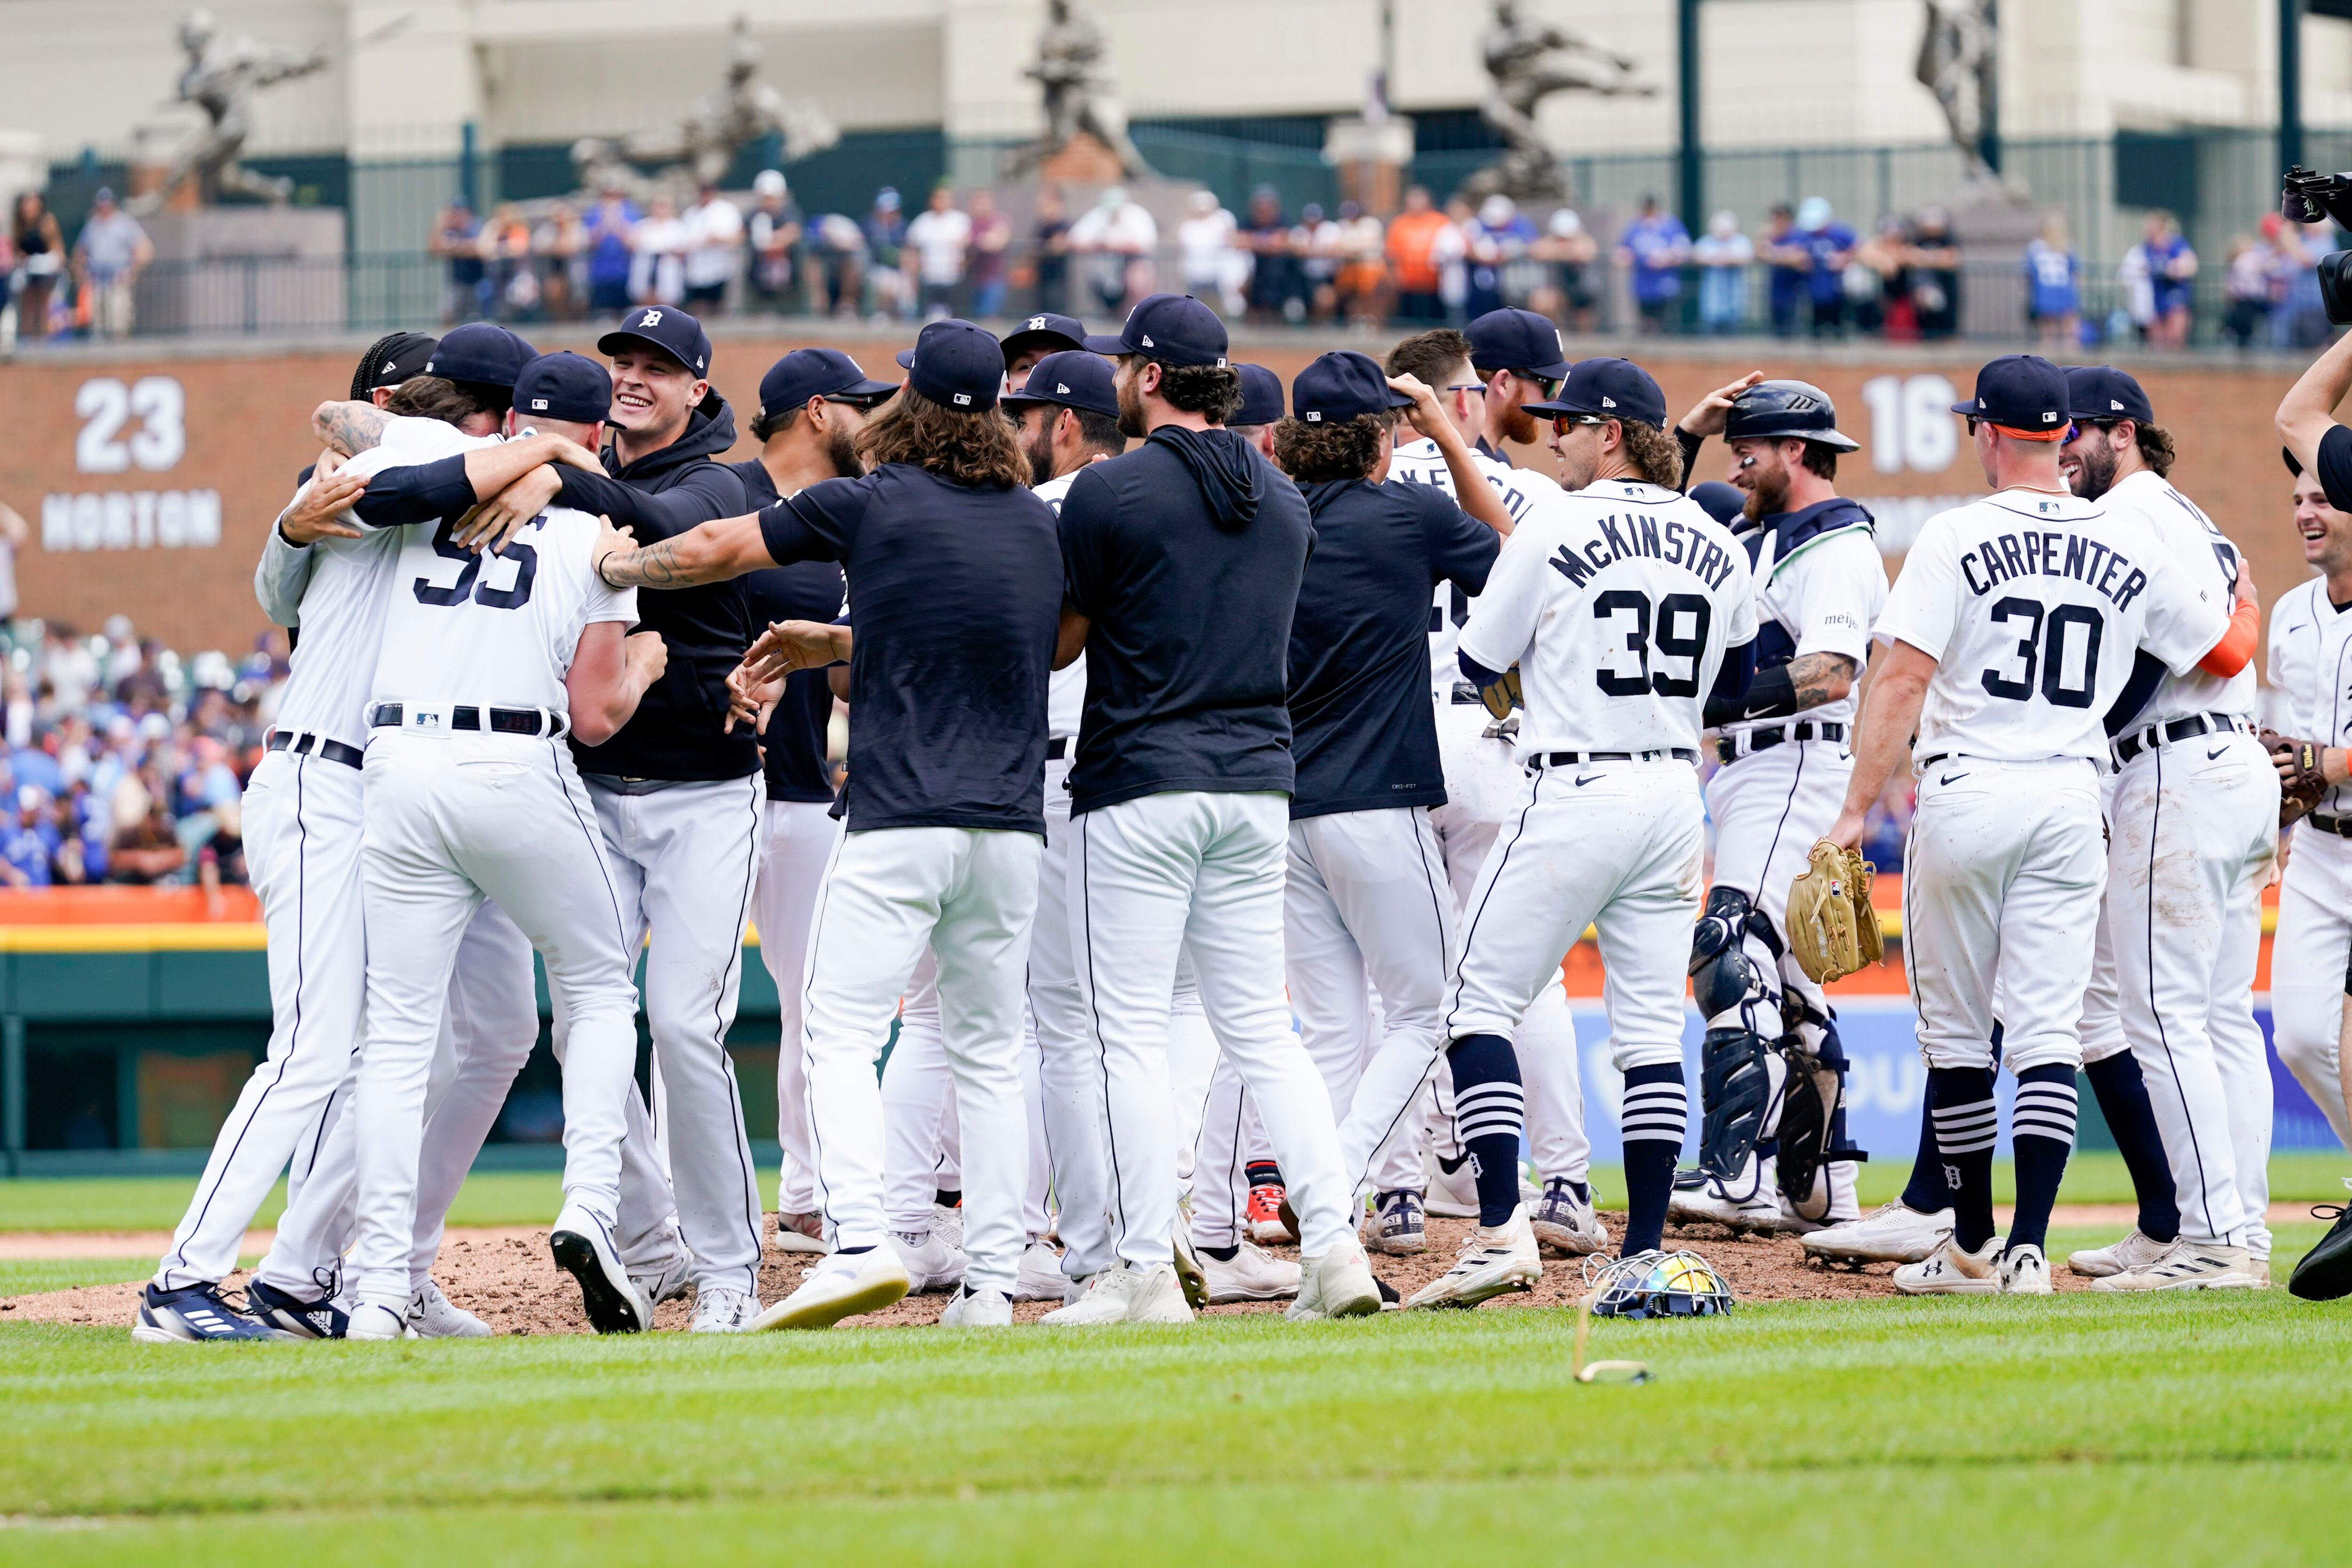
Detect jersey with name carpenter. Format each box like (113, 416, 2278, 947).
(728, 457, 847, 804)
(758, 465, 1061, 834)
(1874, 488, 2226, 767)
(1459, 478, 1757, 758)
(1288, 478, 1499, 816)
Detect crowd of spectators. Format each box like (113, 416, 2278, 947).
(0, 616, 280, 895)
(2, 186, 153, 348)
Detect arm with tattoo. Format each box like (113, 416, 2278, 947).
(311, 400, 391, 457)
(593, 512, 774, 589)
(1787, 650, 1859, 711)
(1701, 649, 1858, 729)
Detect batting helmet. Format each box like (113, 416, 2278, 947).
(1723, 379, 1859, 452)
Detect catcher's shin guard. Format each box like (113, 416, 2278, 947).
(1688, 887, 1757, 1023)
(1697, 1025, 1772, 1186)
(1775, 1012, 1867, 1217)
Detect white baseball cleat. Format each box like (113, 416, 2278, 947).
(1892, 1234, 2003, 1294)
(1422, 1153, 1480, 1219)
(1667, 1179, 1781, 1235)
(1011, 1239, 1066, 1302)
(1361, 1189, 1427, 1255)
(1402, 1207, 1543, 1310)
(1202, 1240, 1301, 1303)
(551, 1202, 651, 1334)
(772, 1210, 829, 1255)
(1530, 1179, 1609, 1256)
(1999, 1243, 2052, 1295)
(346, 1303, 409, 1341)
(889, 1228, 968, 1294)
(932, 1204, 967, 1251)
(1287, 1239, 1383, 1321)
(1038, 1263, 1193, 1325)
(2247, 1256, 2273, 1287)
(938, 1285, 1015, 1327)
(2091, 1241, 2262, 1292)
(2065, 1227, 2174, 1279)
(1804, 1200, 1955, 1265)
(407, 1280, 492, 1339)
(690, 1286, 759, 1332)
(629, 1253, 694, 1312)
(754, 1247, 911, 1331)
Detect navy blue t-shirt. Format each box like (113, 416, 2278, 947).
(1289, 479, 1499, 818)
(1058, 427, 1315, 815)
(758, 465, 1061, 834)
(729, 458, 846, 805)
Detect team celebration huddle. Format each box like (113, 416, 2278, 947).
(128, 290, 2352, 1343)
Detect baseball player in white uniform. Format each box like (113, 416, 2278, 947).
(2057, 367, 2274, 1291)
(341, 373, 666, 1339)
(1431, 355, 1758, 1308)
(1379, 322, 1605, 1259)
(1663, 377, 1883, 1236)
(1827, 354, 2250, 1297)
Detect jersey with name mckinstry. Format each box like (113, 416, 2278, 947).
(1457, 478, 1756, 758)
(1874, 488, 2225, 767)
(1383, 435, 1562, 699)
(268, 417, 495, 748)
(2097, 468, 2251, 728)
(371, 495, 637, 717)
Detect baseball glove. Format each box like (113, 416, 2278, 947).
(2263, 728, 2329, 826)
(1478, 665, 1524, 722)
(1787, 840, 1883, 985)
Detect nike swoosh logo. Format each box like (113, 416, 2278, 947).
(1939, 772, 1969, 785)
(2206, 746, 2227, 760)
(1573, 774, 1601, 787)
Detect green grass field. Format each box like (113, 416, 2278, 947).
(0, 1160, 2344, 1564)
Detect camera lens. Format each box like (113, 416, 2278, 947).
(2320, 249, 2352, 326)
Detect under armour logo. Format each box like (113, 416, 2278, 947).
(1027, 316, 1048, 331)
(639, 309, 663, 327)
(953, 392, 971, 405)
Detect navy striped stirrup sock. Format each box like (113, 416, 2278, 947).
(1619, 1062, 1689, 1256)
(1446, 1033, 1526, 1228)
(1928, 1066, 1999, 1251)
(2008, 1064, 2080, 1256)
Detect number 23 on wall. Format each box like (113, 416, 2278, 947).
(74, 377, 187, 475)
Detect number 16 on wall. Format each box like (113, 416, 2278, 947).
(1860, 374, 1960, 476)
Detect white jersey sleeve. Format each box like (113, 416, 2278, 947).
(1459, 478, 1753, 757)
(1033, 467, 1090, 741)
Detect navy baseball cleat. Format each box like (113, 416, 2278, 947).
(131, 1282, 288, 1343)
(245, 1278, 350, 1339)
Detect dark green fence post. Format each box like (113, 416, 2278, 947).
(2, 1016, 24, 1177)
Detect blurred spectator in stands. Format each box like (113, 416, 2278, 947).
(811, 211, 866, 317)
(1691, 209, 1752, 334)
(1616, 193, 1690, 334)
(0, 502, 23, 636)
(1031, 186, 1072, 314)
(1848, 214, 1907, 337)
(53, 783, 107, 885)
(1178, 189, 1242, 315)
(584, 184, 639, 316)
(861, 188, 911, 319)
(1241, 187, 1299, 323)
(1793, 196, 1856, 339)
(1334, 200, 1386, 325)
(1465, 194, 1537, 320)
(966, 190, 1012, 318)
(74, 189, 151, 342)
(1859, 772, 1912, 873)
(1907, 206, 1960, 339)
(2122, 210, 2195, 349)
(0, 787, 56, 887)
(745, 171, 803, 314)
(534, 201, 588, 321)
(1384, 186, 1454, 324)
(1069, 185, 1157, 316)
(1758, 202, 1805, 337)
(630, 193, 689, 307)
(429, 197, 488, 325)
(681, 182, 742, 312)
(109, 790, 184, 885)
(2272, 216, 2339, 349)
(2024, 212, 2081, 348)
(484, 202, 536, 321)
(1526, 207, 1597, 333)
(2221, 227, 2273, 350)
(904, 184, 972, 320)
(1440, 197, 1477, 323)
(1295, 203, 1344, 321)
(10, 191, 65, 348)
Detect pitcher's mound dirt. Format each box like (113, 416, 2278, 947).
(0, 1211, 2101, 1335)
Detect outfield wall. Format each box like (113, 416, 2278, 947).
(0, 331, 2319, 657)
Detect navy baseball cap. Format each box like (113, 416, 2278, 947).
(513, 351, 613, 425)
(1083, 293, 1229, 367)
(1292, 351, 1414, 425)
(1527, 357, 1668, 429)
(1952, 354, 2069, 437)
(1000, 311, 1089, 366)
(1465, 308, 1573, 380)
(598, 304, 712, 377)
(1001, 349, 1119, 420)
(2063, 365, 2155, 426)
(902, 318, 1006, 412)
(758, 348, 897, 424)
(1688, 481, 1748, 526)
(1231, 363, 1285, 427)
(424, 323, 536, 388)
